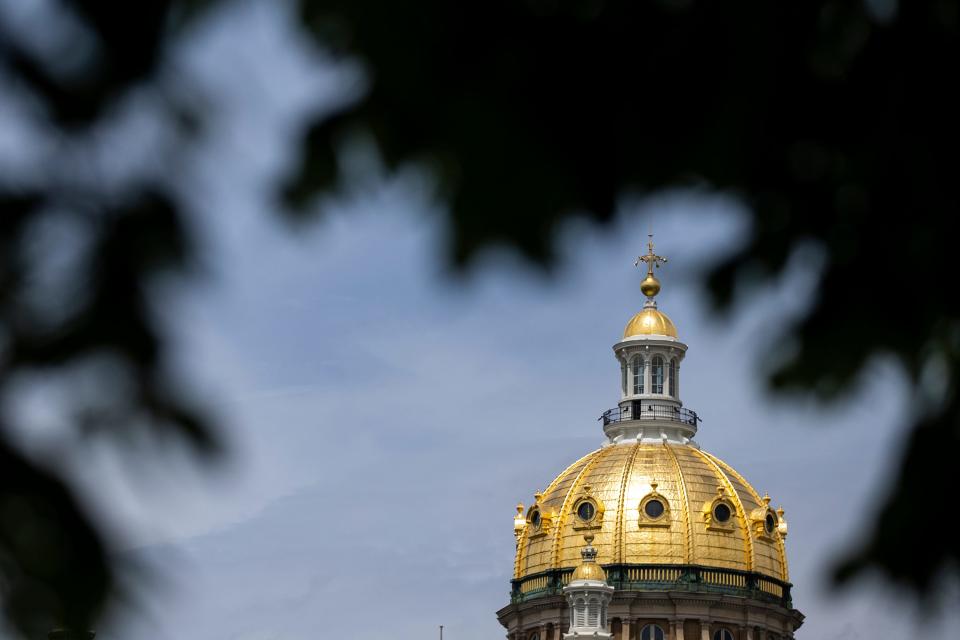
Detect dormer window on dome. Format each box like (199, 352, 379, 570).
(750, 494, 781, 541)
(577, 501, 596, 522)
(714, 503, 732, 523)
(644, 499, 664, 518)
(639, 481, 671, 528)
(529, 508, 541, 529)
(704, 486, 737, 532)
(572, 486, 604, 531)
(525, 493, 554, 539)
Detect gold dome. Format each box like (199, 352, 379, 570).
(570, 559, 606, 582)
(514, 443, 788, 583)
(623, 308, 678, 339)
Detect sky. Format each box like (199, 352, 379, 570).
(1, 1, 958, 639)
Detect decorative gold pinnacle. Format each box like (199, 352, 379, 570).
(514, 503, 526, 540)
(635, 234, 668, 299)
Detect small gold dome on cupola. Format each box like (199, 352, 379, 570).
(570, 534, 605, 582)
(623, 308, 678, 339)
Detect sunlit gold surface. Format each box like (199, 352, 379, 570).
(640, 273, 661, 298)
(622, 308, 679, 339)
(514, 443, 788, 583)
(570, 561, 605, 581)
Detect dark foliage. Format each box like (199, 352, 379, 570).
(0, 0, 956, 633)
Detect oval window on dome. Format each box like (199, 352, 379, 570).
(577, 501, 596, 522)
(530, 509, 541, 528)
(644, 499, 665, 519)
(713, 503, 732, 523)
(765, 513, 776, 534)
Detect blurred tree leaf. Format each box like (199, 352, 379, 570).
(0, 1, 220, 634)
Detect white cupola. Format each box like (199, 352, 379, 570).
(603, 236, 699, 446)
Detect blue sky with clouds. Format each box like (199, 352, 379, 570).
(2, 1, 959, 638)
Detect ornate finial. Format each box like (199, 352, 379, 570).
(534, 491, 543, 503)
(650, 480, 658, 492)
(776, 506, 788, 537)
(762, 493, 771, 506)
(581, 534, 598, 562)
(716, 486, 725, 496)
(634, 234, 668, 302)
(514, 503, 527, 536)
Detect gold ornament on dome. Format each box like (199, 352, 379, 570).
(703, 485, 737, 532)
(776, 506, 789, 538)
(526, 492, 555, 539)
(514, 503, 526, 546)
(749, 494, 781, 542)
(635, 233, 668, 300)
(623, 235, 680, 339)
(570, 534, 606, 582)
(638, 481, 672, 528)
(571, 485, 605, 531)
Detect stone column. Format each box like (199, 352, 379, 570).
(553, 624, 562, 640)
(621, 619, 631, 640)
(700, 622, 710, 640)
(672, 620, 685, 640)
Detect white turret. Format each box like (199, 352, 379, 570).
(563, 535, 614, 639)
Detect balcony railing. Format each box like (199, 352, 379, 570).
(510, 564, 792, 609)
(599, 404, 700, 427)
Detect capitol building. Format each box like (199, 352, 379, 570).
(497, 240, 804, 640)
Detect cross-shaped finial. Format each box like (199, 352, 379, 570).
(634, 233, 667, 276)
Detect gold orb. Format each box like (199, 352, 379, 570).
(640, 273, 661, 298)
